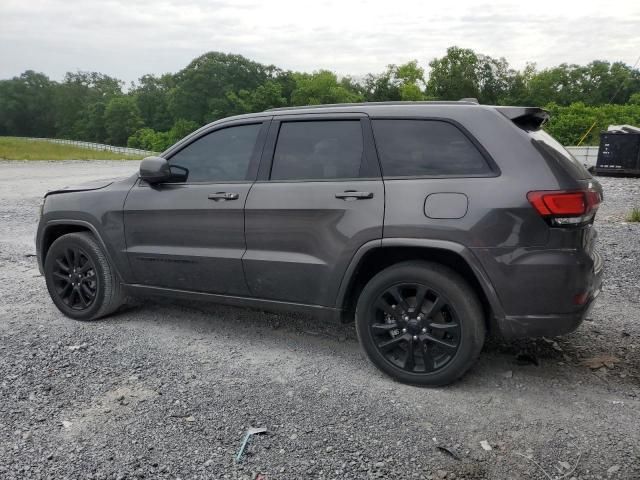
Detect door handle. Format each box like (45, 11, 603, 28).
(335, 191, 374, 200)
(208, 192, 239, 201)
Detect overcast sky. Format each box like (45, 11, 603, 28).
(1, 0, 639, 84)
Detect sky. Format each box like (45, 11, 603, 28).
(1, 0, 639, 84)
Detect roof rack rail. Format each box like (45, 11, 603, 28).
(264, 100, 479, 112)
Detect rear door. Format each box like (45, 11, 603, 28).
(123, 119, 269, 295)
(243, 114, 384, 306)
(371, 118, 500, 246)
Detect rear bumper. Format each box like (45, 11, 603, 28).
(474, 246, 604, 339)
(497, 291, 600, 338)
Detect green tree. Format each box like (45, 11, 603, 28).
(127, 128, 171, 152)
(132, 74, 174, 131)
(360, 69, 402, 102)
(169, 52, 273, 123)
(501, 63, 536, 105)
(0, 71, 57, 137)
(545, 102, 640, 145)
(224, 80, 288, 115)
(2, 48, 640, 148)
(360, 61, 427, 102)
(291, 70, 362, 105)
(167, 119, 200, 144)
(53, 72, 123, 139)
(427, 47, 480, 100)
(395, 61, 427, 100)
(75, 101, 107, 142)
(104, 96, 143, 146)
(427, 47, 516, 103)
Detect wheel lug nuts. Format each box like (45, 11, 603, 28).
(391, 304, 396, 309)
(412, 335, 418, 341)
(422, 327, 427, 333)
(401, 328, 407, 333)
(403, 315, 409, 321)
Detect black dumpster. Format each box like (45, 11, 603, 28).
(595, 129, 640, 176)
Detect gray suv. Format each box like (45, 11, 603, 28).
(36, 101, 603, 386)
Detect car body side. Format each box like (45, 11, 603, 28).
(36, 103, 602, 338)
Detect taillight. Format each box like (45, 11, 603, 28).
(527, 189, 601, 226)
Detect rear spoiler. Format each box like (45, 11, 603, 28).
(495, 106, 550, 130)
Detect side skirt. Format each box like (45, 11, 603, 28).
(123, 283, 343, 323)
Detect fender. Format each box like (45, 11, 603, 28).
(38, 219, 127, 282)
(335, 237, 505, 321)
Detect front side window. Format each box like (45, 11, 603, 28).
(372, 119, 491, 177)
(270, 121, 364, 180)
(169, 123, 261, 182)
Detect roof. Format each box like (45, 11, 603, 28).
(188, 101, 549, 140)
(263, 101, 549, 129)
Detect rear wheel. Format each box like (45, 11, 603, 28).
(44, 232, 124, 321)
(355, 261, 485, 386)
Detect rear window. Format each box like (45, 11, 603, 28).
(529, 130, 592, 180)
(371, 119, 492, 177)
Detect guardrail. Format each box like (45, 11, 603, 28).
(566, 146, 599, 168)
(20, 137, 156, 156)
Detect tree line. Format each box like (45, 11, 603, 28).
(1, 46, 639, 150)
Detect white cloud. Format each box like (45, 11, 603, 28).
(1, 0, 639, 82)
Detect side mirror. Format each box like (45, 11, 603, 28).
(139, 156, 187, 184)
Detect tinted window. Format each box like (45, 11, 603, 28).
(372, 120, 491, 177)
(270, 121, 364, 180)
(169, 124, 261, 182)
(529, 129, 591, 180)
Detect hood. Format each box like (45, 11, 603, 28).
(44, 178, 117, 197)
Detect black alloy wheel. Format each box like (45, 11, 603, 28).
(355, 261, 485, 386)
(44, 232, 124, 321)
(370, 284, 461, 374)
(50, 246, 98, 310)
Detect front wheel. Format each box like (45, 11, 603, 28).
(44, 232, 124, 321)
(355, 261, 485, 386)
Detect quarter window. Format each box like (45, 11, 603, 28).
(270, 121, 364, 180)
(169, 123, 261, 182)
(372, 120, 491, 177)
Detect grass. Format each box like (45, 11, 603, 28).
(0, 137, 145, 160)
(626, 207, 640, 222)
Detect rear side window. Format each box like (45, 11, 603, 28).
(372, 119, 491, 177)
(529, 129, 592, 180)
(270, 121, 364, 180)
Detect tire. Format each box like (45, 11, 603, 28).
(355, 261, 485, 386)
(44, 232, 124, 321)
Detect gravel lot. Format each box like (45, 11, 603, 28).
(1, 160, 639, 480)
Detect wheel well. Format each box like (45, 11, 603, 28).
(41, 225, 92, 262)
(340, 246, 493, 330)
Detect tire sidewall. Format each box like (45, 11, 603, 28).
(44, 234, 108, 321)
(355, 262, 484, 386)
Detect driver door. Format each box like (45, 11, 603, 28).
(123, 119, 269, 295)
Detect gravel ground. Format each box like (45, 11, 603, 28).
(0, 160, 639, 480)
